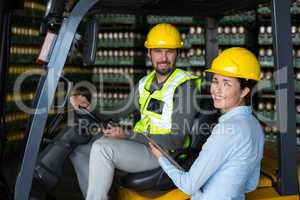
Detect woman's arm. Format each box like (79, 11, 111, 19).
(153, 124, 236, 195)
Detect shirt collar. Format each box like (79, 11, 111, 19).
(150, 68, 176, 92)
(219, 106, 252, 123)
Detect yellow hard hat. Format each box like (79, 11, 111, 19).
(206, 47, 261, 81)
(144, 23, 184, 49)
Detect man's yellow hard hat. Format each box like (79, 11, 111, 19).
(206, 47, 261, 81)
(144, 23, 184, 49)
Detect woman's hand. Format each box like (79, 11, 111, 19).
(149, 142, 163, 158)
(70, 95, 90, 109)
(103, 123, 126, 139)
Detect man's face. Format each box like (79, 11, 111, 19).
(148, 49, 177, 76)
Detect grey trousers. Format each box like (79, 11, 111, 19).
(85, 137, 160, 200)
(69, 137, 96, 198)
(70, 136, 159, 199)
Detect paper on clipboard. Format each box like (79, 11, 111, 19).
(143, 134, 184, 171)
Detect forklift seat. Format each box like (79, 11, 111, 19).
(246, 143, 300, 200)
(117, 187, 190, 200)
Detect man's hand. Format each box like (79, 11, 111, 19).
(149, 142, 163, 158)
(103, 123, 126, 139)
(70, 95, 90, 109)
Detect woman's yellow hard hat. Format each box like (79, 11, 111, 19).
(144, 23, 184, 49)
(206, 47, 261, 81)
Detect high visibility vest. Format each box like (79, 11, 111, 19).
(133, 68, 201, 137)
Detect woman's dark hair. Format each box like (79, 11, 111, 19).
(237, 78, 257, 105)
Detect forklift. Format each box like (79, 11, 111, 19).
(0, 0, 298, 199)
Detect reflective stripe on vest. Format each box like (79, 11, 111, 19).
(133, 68, 201, 135)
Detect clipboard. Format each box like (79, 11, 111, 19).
(143, 134, 184, 171)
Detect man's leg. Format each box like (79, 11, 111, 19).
(31, 125, 92, 198)
(69, 135, 101, 197)
(86, 137, 160, 200)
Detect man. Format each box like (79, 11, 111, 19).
(32, 23, 213, 199)
(85, 23, 204, 200)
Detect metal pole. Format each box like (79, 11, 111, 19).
(271, 0, 298, 195)
(205, 17, 219, 68)
(204, 17, 219, 93)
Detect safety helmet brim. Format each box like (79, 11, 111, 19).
(205, 68, 261, 81)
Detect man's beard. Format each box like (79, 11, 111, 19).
(156, 67, 173, 75)
(154, 61, 175, 76)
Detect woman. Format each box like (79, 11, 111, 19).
(149, 47, 265, 200)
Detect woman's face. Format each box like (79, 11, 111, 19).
(210, 74, 250, 112)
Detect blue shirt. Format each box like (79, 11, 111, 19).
(158, 106, 265, 200)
